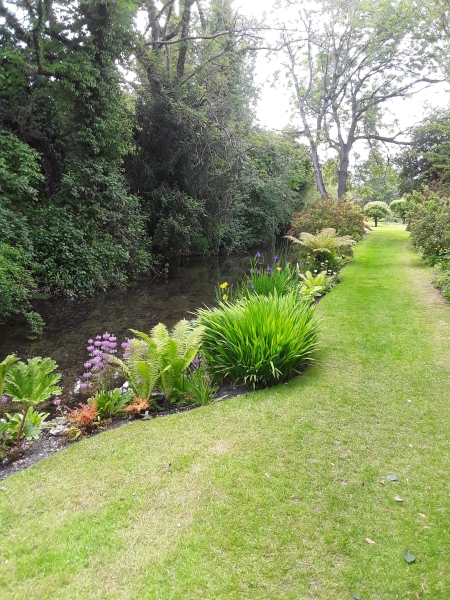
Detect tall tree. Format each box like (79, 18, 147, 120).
(278, 0, 442, 198)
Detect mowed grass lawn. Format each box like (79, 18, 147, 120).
(1, 224, 449, 599)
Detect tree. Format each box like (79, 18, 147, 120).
(390, 199, 407, 223)
(364, 201, 391, 226)
(278, 0, 442, 198)
(353, 149, 400, 204)
(396, 107, 450, 195)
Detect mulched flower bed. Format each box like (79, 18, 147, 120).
(0, 383, 247, 481)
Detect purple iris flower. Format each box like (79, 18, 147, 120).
(255, 252, 261, 259)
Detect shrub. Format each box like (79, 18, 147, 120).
(289, 198, 365, 240)
(433, 262, 450, 299)
(364, 201, 391, 226)
(0, 243, 38, 324)
(197, 292, 319, 389)
(405, 190, 450, 264)
(221, 253, 302, 302)
(66, 402, 99, 439)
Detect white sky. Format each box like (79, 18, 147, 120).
(236, 0, 450, 141)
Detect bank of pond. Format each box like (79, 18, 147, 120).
(0, 229, 355, 471)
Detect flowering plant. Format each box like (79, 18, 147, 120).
(79, 333, 118, 394)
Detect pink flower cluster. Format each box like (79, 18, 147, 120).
(80, 333, 117, 391)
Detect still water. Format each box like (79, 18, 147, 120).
(0, 253, 252, 405)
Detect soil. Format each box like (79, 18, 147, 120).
(0, 383, 247, 482)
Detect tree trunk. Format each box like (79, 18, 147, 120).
(374, 216, 378, 227)
(338, 147, 350, 198)
(310, 143, 328, 198)
(176, 0, 195, 80)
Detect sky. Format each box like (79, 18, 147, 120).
(235, 0, 450, 144)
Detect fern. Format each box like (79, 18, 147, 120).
(110, 320, 204, 409)
(285, 228, 356, 254)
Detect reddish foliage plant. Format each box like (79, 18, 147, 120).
(288, 198, 365, 241)
(67, 400, 98, 430)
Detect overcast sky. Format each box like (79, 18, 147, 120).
(236, 0, 450, 140)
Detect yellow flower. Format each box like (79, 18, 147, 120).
(276, 266, 281, 271)
(219, 282, 228, 289)
(222, 294, 228, 301)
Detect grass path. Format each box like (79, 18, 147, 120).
(1, 224, 450, 599)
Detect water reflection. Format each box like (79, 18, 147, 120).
(0, 253, 251, 404)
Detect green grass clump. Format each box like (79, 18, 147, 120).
(197, 292, 319, 388)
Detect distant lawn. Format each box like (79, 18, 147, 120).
(1, 223, 449, 599)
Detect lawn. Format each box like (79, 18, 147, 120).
(1, 224, 449, 599)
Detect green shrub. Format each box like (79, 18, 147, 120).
(433, 262, 450, 299)
(289, 198, 365, 240)
(197, 292, 319, 388)
(405, 191, 450, 264)
(219, 253, 302, 303)
(0, 408, 50, 455)
(0, 243, 36, 322)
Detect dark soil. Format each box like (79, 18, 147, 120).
(0, 383, 247, 482)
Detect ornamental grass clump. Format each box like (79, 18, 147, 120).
(197, 291, 319, 389)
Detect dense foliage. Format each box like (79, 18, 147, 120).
(405, 191, 450, 265)
(0, 0, 313, 328)
(289, 198, 365, 241)
(397, 108, 450, 195)
(397, 108, 450, 301)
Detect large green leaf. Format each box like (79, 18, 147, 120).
(5, 357, 61, 407)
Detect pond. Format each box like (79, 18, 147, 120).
(0, 253, 253, 409)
